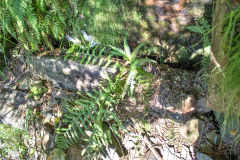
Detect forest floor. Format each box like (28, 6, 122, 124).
(0, 55, 238, 160)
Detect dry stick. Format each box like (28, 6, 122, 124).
(142, 135, 163, 160)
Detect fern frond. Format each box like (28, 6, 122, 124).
(64, 44, 120, 69)
(55, 80, 124, 158)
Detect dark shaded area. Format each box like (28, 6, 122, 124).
(123, 0, 213, 70)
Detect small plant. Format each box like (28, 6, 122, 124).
(0, 0, 85, 50)
(57, 37, 156, 159)
(55, 79, 125, 159)
(186, 18, 211, 48)
(110, 37, 156, 98)
(0, 124, 34, 159)
(29, 81, 48, 100)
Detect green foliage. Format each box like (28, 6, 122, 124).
(80, 0, 145, 46)
(0, 124, 34, 159)
(65, 44, 120, 70)
(58, 38, 155, 158)
(217, 5, 240, 134)
(65, 37, 156, 99)
(55, 79, 125, 159)
(186, 18, 212, 72)
(0, 0, 84, 50)
(186, 18, 211, 48)
(110, 37, 156, 98)
(80, 0, 126, 46)
(0, 70, 7, 80)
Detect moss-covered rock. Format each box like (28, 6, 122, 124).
(29, 81, 47, 100)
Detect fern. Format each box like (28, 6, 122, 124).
(0, 0, 84, 50)
(65, 44, 121, 70)
(55, 80, 124, 159)
(110, 37, 156, 98)
(59, 38, 156, 158)
(186, 18, 211, 48)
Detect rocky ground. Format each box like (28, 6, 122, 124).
(118, 64, 239, 160)
(0, 56, 239, 160)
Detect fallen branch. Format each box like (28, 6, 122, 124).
(142, 135, 163, 160)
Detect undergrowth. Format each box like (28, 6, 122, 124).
(0, 0, 84, 50)
(55, 38, 155, 159)
(0, 124, 34, 159)
(216, 5, 240, 141)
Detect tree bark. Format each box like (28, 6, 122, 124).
(207, 0, 239, 112)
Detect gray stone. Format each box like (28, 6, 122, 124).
(123, 132, 139, 150)
(123, 140, 135, 150)
(196, 152, 213, 160)
(206, 131, 220, 145)
(160, 144, 180, 160)
(19, 55, 118, 92)
(102, 147, 120, 160)
(27, 100, 42, 108)
(18, 79, 30, 90)
(197, 97, 211, 113)
(0, 90, 27, 129)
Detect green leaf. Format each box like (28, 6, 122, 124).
(110, 46, 125, 56)
(67, 45, 77, 53)
(131, 41, 147, 61)
(123, 36, 131, 56)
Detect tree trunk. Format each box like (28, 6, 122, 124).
(207, 0, 238, 112)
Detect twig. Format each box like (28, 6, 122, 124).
(142, 135, 163, 160)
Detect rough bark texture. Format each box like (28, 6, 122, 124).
(207, 0, 229, 112)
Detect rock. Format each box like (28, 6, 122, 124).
(42, 131, 54, 151)
(206, 131, 220, 145)
(19, 55, 117, 92)
(196, 152, 213, 160)
(5, 90, 27, 105)
(197, 97, 211, 113)
(160, 144, 180, 160)
(67, 145, 82, 160)
(145, 150, 159, 160)
(124, 140, 135, 150)
(0, 90, 27, 129)
(123, 132, 139, 150)
(167, 112, 185, 123)
(180, 145, 192, 160)
(18, 79, 30, 90)
(179, 118, 202, 143)
(27, 100, 42, 108)
(47, 148, 65, 160)
(199, 142, 214, 155)
(102, 146, 120, 160)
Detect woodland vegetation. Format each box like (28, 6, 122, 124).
(0, 0, 239, 159)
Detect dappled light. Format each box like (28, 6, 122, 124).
(0, 0, 240, 159)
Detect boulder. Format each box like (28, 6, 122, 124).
(0, 90, 27, 129)
(179, 118, 203, 143)
(19, 55, 117, 92)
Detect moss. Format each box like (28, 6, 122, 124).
(29, 81, 48, 100)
